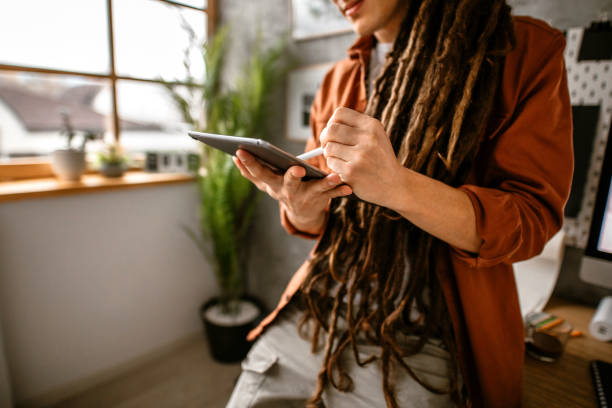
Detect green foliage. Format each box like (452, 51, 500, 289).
(97, 143, 128, 165)
(165, 26, 288, 312)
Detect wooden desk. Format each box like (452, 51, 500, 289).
(523, 298, 612, 407)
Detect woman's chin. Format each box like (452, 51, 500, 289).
(350, 20, 377, 37)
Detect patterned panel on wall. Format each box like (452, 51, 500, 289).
(563, 25, 612, 248)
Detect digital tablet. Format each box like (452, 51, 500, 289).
(188, 131, 327, 180)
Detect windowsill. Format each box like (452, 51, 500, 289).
(0, 171, 195, 202)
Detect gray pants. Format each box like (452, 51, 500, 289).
(226, 300, 457, 407)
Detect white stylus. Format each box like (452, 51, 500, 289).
(296, 147, 323, 160)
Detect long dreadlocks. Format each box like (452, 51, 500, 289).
(297, 0, 516, 406)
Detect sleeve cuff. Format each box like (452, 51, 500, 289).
(450, 185, 523, 268)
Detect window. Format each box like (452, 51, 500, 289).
(0, 0, 213, 159)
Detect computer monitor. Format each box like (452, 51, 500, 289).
(580, 129, 612, 289)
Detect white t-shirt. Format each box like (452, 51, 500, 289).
(368, 42, 393, 97)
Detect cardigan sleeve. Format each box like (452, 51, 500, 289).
(451, 33, 573, 268)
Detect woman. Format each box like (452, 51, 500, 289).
(228, 0, 573, 406)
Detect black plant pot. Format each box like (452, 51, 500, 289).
(200, 295, 265, 363)
(100, 162, 125, 178)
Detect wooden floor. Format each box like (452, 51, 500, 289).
(51, 337, 242, 408)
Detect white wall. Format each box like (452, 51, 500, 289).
(509, 0, 612, 29)
(0, 183, 215, 403)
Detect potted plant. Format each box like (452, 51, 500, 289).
(165, 26, 288, 362)
(97, 142, 128, 178)
(51, 111, 101, 181)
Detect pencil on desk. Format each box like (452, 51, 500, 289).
(536, 317, 564, 331)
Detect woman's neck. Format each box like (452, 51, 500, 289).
(373, 2, 409, 43)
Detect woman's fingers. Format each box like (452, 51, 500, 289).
(283, 166, 306, 194)
(235, 150, 282, 188)
(232, 156, 267, 191)
(325, 184, 353, 199)
(324, 141, 354, 161)
(317, 172, 343, 192)
(234, 149, 351, 208)
(329, 106, 375, 130)
(325, 156, 350, 182)
(302, 173, 350, 200)
(320, 122, 358, 147)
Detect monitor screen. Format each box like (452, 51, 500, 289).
(585, 130, 612, 261)
(581, 129, 612, 289)
(597, 180, 612, 254)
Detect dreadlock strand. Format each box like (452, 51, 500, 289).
(446, 0, 504, 168)
(381, 348, 399, 408)
(365, 2, 413, 116)
(383, 0, 437, 131)
(396, 1, 457, 162)
(379, 0, 435, 126)
(328, 332, 353, 391)
(400, 0, 478, 167)
(307, 284, 347, 406)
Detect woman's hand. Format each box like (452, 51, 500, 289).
(321, 108, 481, 253)
(321, 107, 403, 207)
(233, 149, 352, 235)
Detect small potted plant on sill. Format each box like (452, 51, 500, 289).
(165, 26, 288, 362)
(97, 142, 128, 178)
(51, 111, 101, 181)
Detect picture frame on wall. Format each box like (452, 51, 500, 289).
(286, 63, 334, 142)
(290, 0, 353, 41)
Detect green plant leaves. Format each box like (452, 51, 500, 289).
(165, 25, 288, 310)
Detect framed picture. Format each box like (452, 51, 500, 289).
(290, 0, 353, 41)
(286, 63, 334, 142)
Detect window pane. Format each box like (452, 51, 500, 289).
(115, 80, 199, 152)
(114, 0, 206, 81)
(0, 72, 111, 157)
(0, 0, 110, 74)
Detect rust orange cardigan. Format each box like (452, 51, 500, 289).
(248, 16, 573, 408)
